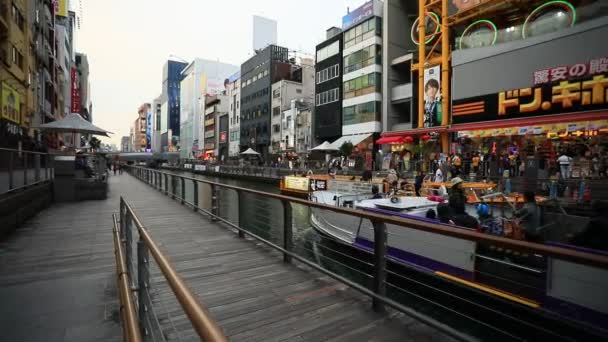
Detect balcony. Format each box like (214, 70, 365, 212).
(391, 83, 413, 103)
(0, 1, 9, 38)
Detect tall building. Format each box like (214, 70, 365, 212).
(179, 58, 238, 158)
(314, 27, 343, 145)
(121, 136, 130, 152)
(227, 71, 241, 158)
(239, 44, 291, 158)
(75, 53, 92, 122)
(253, 15, 277, 53)
(270, 57, 315, 154)
(202, 94, 229, 161)
(133, 104, 148, 152)
(161, 59, 187, 152)
(1, 0, 31, 147)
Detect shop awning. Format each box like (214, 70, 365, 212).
(449, 111, 608, 132)
(381, 126, 448, 137)
(330, 133, 372, 150)
(376, 136, 406, 144)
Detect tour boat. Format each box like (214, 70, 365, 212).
(309, 189, 608, 331)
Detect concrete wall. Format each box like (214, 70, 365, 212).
(0, 183, 53, 239)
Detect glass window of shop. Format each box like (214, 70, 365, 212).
(343, 101, 381, 126)
(343, 73, 381, 99)
(343, 45, 381, 74)
(316, 41, 340, 63)
(344, 17, 381, 50)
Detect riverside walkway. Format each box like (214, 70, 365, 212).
(0, 172, 456, 341)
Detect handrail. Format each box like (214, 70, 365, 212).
(130, 166, 608, 269)
(112, 213, 142, 342)
(0, 147, 49, 155)
(121, 197, 228, 342)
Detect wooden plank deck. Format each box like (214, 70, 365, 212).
(0, 172, 457, 342)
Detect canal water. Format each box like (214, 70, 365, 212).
(166, 170, 534, 341)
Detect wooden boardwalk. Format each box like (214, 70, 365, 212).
(0, 173, 456, 342)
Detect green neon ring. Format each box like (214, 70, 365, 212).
(522, 0, 576, 39)
(458, 19, 498, 50)
(411, 12, 441, 46)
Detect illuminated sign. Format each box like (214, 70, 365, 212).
(457, 120, 608, 138)
(284, 176, 310, 192)
(534, 56, 608, 85)
(71, 67, 81, 114)
(219, 131, 227, 143)
(453, 73, 608, 125)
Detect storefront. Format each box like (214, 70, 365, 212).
(376, 127, 447, 173)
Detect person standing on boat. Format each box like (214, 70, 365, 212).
(415, 170, 424, 196)
(514, 191, 542, 242)
(449, 177, 466, 212)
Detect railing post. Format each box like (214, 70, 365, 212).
(282, 200, 293, 263)
(23, 153, 28, 186)
(371, 220, 387, 312)
(137, 239, 149, 335)
(181, 177, 185, 205)
(120, 198, 126, 236)
(192, 179, 198, 211)
(8, 151, 14, 190)
(34, 154, 40, 182)
(171, 176, 176, 200)
(164, 174, 168, 194)
(44, 155, 49, 180)
(237, 190, 245, 238)
(124, 210, 134, 284)
(211, 184, 218, 221)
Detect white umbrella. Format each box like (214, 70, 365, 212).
(37, 113, 112, 136)
(311, 141, 338, 151)
(240, 148, 260, 155)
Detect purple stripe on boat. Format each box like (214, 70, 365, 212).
(354, 237, 474, 281)
(545, 241, 608, 257)
(542, 295, 608, 332)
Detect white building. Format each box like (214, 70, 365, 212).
(281, 100, 312, 154)
(227, 72, 241, 157)
(180, 59, 239, 158)
(253, 15, 278, 52)
(341, 0, 383, 135)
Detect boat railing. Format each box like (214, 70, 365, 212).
(127, 165, 608, 341)
(113, 197, 228, 342)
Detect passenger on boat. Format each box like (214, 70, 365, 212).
(477, 203, 503, 236)
(569, 200, 608, 251)
(514, 191, 542, 242)
(437, 203, 452, 224)
(361, 169, 373, 182)
(426, 209, 437, 220)
(414, 171, 424, 196)
(448, 177, 466, 212)
(371, 185, 383, 199)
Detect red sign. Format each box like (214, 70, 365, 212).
(534, 57, 608, 85)
(71, 67, 81, 114)
(220, 131, 227, 143)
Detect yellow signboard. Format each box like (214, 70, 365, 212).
(1, 82, 21, 124)
(284, 176, 310, 192)
(55, 0, 68, 17)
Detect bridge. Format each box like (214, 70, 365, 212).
(1, 148, 607, 341)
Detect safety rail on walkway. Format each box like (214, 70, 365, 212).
(0, 147, 53, 196)
(128, 165, 608, 341)
(114, 196, 228, 342)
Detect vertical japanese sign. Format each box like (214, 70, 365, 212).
(146, 108, 152, 151)
(71, 67, 81, 114)
(423, 66, 442, 127)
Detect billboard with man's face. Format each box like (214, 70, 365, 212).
(423, 66, 442, 128)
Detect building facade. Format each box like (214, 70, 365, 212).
(227, 72, 241, 158)
(151, 95, 162, 153)
(314, 27, 343, 145)
(239, 44, 290, 157)
(121, 136, 130, 152)
(179, 58, 238, 159)
(202, 94, 229, 161)
(281, 100, 313, 155)
(161, 59, 187, 152)
(75, 53, 91, 121)
(133, 104, 148, 152)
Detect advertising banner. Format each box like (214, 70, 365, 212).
(423, 66, 442, 128)
(146, 109, 152, 150)
(220, 131, 227, 143)
(71, 67, 81, 114)
(1, 82, 21, 124)
(457, 120, 608, 138)
(53, 0, 68, 17)
(342, 0, 374, 30)
(453, 72, 608, 125)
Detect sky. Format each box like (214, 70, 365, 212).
(74, 0, 365, 146)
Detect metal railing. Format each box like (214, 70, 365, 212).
(114, 196, 228, 342)
(0, 147, 53, 196)
(128, 166, 608, 341)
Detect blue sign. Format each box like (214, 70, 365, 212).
(146, 110, 152, 151)
(342, 1, 374, 30)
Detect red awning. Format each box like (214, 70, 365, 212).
(449, 111, 608, 132)
(381, 126, 449, 137)
(376, 136, 405, 144)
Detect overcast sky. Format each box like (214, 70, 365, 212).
(75, 0, 363, 146)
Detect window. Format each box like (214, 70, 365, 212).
(316, 40, 340, 63)
(273, 89, 280, 98)
(296, 89, 302, 94)
(273, 107, 280, 116)
(273, 124, 280, 133)
(263, 70, 269, 77)
(11, 46, 23, 70)
(343, 73, 381, 99)
(12, 4, 25, 31)
(344, 45, 381, 74)
(343, 101, 381, 126)
(316, 64, 340, 84)
(344, 18, 381, 49)
(316, 88, 340, 106)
